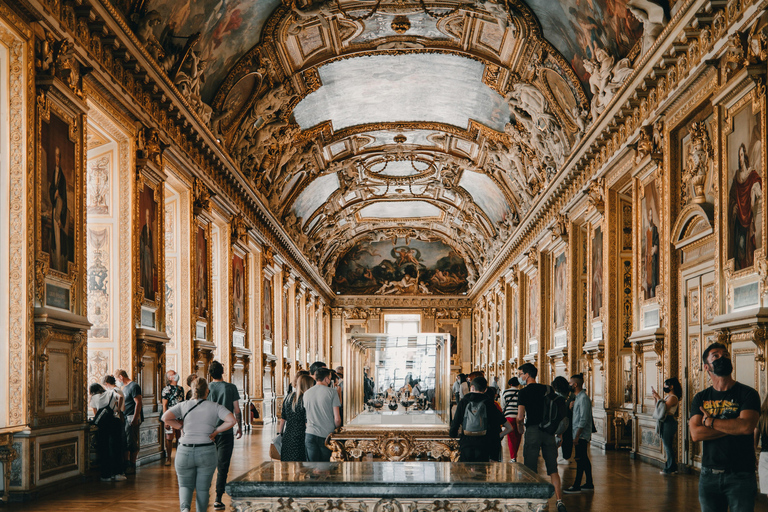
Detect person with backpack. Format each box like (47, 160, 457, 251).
(517, 363, 568, 512)
(450, 376, 511, 462)
(564, 373, 593, 493)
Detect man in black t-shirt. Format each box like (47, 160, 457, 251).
(115, 369, 142, 474)
(449, 376, 510, 462)
(517, 363, 567, 512)
(690, 342, 759, 512)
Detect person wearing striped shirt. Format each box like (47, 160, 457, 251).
(502, 377, 522, 462)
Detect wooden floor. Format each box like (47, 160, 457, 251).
(5, 425, 767, 511)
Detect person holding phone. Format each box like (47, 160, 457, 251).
(652, 378, 681, 474)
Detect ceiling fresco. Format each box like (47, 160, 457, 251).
(128, 0, 660, 295)
(332, 238, 469, 295)
(292, 54, 509, 132)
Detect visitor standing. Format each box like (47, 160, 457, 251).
(502, 377, 522, 462)
(690, 342, 760, 512)
(303, 367, 341, 461)
(564, 373, 593, 493)
(517, 363, 567, 512)
(450, 376, 510, 462)
(89, 383, 125, 481)
(207, 360, 243, 510)
(756, 395, 768, 496)
(161, 370, 185, 466)
(652, 377, 681, 475)
(162, 378, 235, 512)
(115, 369, 142, 474)
(278, 374, 315, 461)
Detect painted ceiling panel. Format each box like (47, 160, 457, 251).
(146, 0, 282, 103)
(333, 238, 469, 295)
(292, 54, 509, 132)
(351, 12, 450, 43)
(358, 201, 442, 219)
(458, 170, 510, 225)
(292, 172, 340, 223)
(364, 130, 441, 148)
(368, 160, 428, 177)
(523, 0, 643, 90)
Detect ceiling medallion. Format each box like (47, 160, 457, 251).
(394, 133, 407, 143)
(391, 15, 411, 34)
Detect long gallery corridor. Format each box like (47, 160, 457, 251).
(6, 427, 763, 512)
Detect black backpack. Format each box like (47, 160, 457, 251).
(539, 386, 569, 435)
(462, 399, 488, 436)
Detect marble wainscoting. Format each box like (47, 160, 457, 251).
(227, 461, 553, 512)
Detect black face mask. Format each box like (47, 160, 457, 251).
(711, 357, 733, 377)
(663, 386, 670, 393)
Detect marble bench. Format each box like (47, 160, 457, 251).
(227, 461, 554, 512)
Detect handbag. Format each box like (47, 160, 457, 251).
(270, 433, 282, 460)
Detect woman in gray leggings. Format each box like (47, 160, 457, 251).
(162, 378, 236, 512)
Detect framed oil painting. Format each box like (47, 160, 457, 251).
(139, 184, 159, 302)
(553, 252, 567, 330)
(41, 109, 77, 275)
(641, 180, 660, 300)
(591, 226, 603, 319)
(726, 100, 763, 272)
(263, 275, 273, 341)
(527, 274, 539, 341)
(232, 253, 246, 330)
(194, 224, 210, 319)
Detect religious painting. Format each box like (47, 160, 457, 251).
(458, 170, 512, 225)
(727, 102, 763, 272)
(41, 110, 76, 274)
(332, 238, 469, 295)
(139, 184, 159, 302)
(641, 181, 660, 300)
(232, 254, 246, 330)
(194, 225, 209, 318)
(554, 252, 567, 329)
(591, 227, 603, 318)
(263, 275, 273, 341)
(522, 0, 645, 91)
(527, 275, 539, 340)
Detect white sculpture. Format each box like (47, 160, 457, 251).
(584, 47, 634, 116)
(287, 0, 333, 36)
(627, 0, 668, 57)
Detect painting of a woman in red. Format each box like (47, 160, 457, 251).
(729, 142, 762, 270)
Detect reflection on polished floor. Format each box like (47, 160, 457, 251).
(4, 425, 766, 512)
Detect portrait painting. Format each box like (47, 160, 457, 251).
(283, 284, 289, 344)
(41, 110, 76, 274)
(554, 252, 567, 329)
(332, 238, 469, 295)
(641, 181, 660, 300)
(139, 184, 158, 302)
(195, 225, 209, 318)
(727, 103, 763, 271)
(592, 227, 603, 318)
(528, 275, 539, 340)
(232, 254, 245, 330)
(263, 276, 273, 340)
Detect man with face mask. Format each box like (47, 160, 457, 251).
(690, 342, 760, 512)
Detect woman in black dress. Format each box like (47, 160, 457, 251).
(278, 374, 315, 461)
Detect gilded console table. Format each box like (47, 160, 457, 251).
(227, 461, 554, 512)
(327, 429, 459, 462)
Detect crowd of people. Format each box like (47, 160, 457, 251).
(449, 342, 768, 512)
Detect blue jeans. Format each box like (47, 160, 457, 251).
(305, 433, 331, 462)
(698, 467, 757, 512)
(660, 416, 678, 473)
(175, 444, 217, 512)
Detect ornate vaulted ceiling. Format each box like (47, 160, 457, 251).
(135, 0, 657, 295)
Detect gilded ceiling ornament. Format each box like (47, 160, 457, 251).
(525, 250, 538, 268)
(231, 213, 250, 246)
(627, 0, 668, 57)
(136, 127, 164, 168)
(551, 213, 568, 243)
(263, 245, 275, 268)
(587, 178, 605, 211)
(583, 47, 634, 116)
(747, 19, 768, 64)
(391, 15, 411, 34)
(192, 177, 213, 211)
(682, 121, 713, 205)
(723, 33, 745, 79)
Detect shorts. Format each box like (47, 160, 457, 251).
(125, 415, 141, 452)
(523, 425, 558, 475)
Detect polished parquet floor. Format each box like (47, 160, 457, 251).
(4, 424, 767, 511)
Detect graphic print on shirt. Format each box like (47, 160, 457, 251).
(701, 399, 740, 419)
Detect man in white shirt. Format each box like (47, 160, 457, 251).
(303, 367, 341, 461)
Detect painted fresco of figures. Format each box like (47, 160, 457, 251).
(554, 253, 567, 329)
(195, 226, 209, 317)
(232, 254, 245, 329)
(41, 112, 76, 274)
(728, 105, 763, 271)
(263, 276, 272, 340)
(528, 275, 539, 339)
(591, 227, 603, 318)
(139, 185, 158, 301)
(642, 182, 660, 300)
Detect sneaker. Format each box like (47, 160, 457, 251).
(113, 474, 127, 481)
(213, 501, 225, 510)
(581, 483, 594, 491)
(563, 486, 581, 493)
(100, 477, 112, 482)
(510, 458, 516, 463)
(556, 500, 567, 512)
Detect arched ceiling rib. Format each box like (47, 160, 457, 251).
(137, 0, 650, 295)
